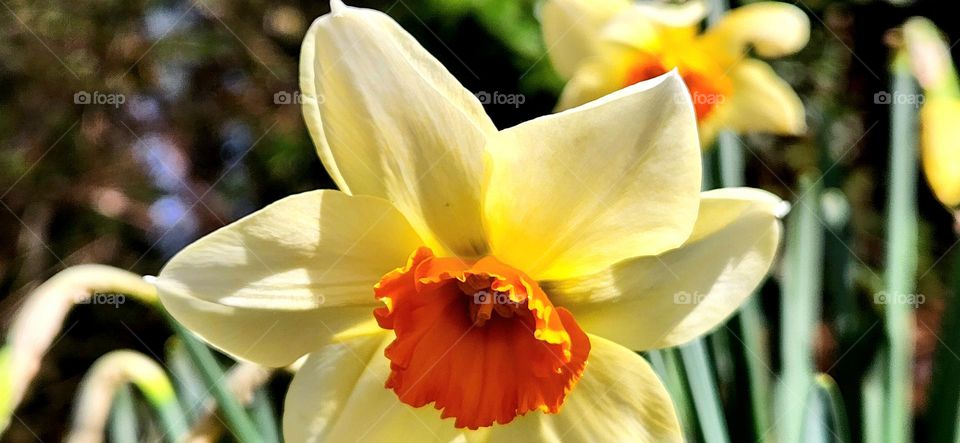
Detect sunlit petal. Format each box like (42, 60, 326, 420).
(540, 0, 630, 78)
(157, 190, 423, 366)
(300, 1, 495, 257)
(484, 71, 701, 281)
(700, 2, 809, 61)
(545, 188, 783, 350)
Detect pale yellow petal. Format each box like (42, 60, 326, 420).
(283, 329, 468, 443)
(478, 335, 682, 442)
(157, 190, 423, 366)
(921, 97, 960, 208)
(545, 188, 784, 350)
(284, 332, 680, 442)
(700, 2, 810, 61)
(554, 57, 622, 111)
(300, 2, 496, 257)
(600, 0, 708, 49)
(540, 0, 630, 78)
(484, 71, 701, 281)
(708, 59, 806, 137)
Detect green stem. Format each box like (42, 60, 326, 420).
(884, 52, 919, 443)
(778, 176, 824, 443)
(863, 352, 887, 443)
(814, 374, 851, 443)
(680, 340, 730, 443)
(68, 350, 187, 443)
(648, 349, 698, 440)
(251, 388, 281, 443)
(166, 312, 262, 441)
(108, 385, 139, 443)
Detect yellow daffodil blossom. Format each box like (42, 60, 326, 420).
(542, 0, 810, 146)
(903, 17, 960, 213)
(155, 1, 784, 441)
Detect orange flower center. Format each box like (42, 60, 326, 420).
(624, 51, 733, 122)
(373, 247, 590, 429)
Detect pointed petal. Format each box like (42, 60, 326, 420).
(283, 332, 680, 442)
(545, 188, 783, 350)
(300, 3, 496, 257)
(480, 335, 682, 442)
(157, 190, 423, 366)
(921, 98, 960, 209)
(283, 330, 467, 443)
(540, 0, 630, 78)
(705, 59, 806, 137)
(601, 0, 708, 48)
(484, 72, 701, 281)
(700, 2, 809, 61)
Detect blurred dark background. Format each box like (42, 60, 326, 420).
(1, 0, 959, 440)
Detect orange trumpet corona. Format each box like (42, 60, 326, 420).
(374, 247, 591, 429)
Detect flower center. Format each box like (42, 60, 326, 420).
(623, 51, 733, 122)
(373, 247, 590, 429)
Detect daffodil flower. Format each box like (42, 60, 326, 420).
(156, 1, 784, 440)
(542, 0, 810, 146)
(903, 17, 960, 213)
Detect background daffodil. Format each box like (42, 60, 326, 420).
(541, 0, 810, 146)
(902, 17, 960, 215)
(154, 1, 783, 441)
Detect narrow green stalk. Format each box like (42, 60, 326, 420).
(804, 381, 829, 443)
(777, 177, 824, 443)
(717, 131, 745, 187)
(738, 296, 773, 440)
(884, 52, 919, 443)
(863, 352, 887, 443)
(680, 340, 730, 443)
(167, 340, 208, 423)
(814, 374, 851, 443)
(251, 389, 281, 443)
(166, 313, 261, 441)
(648, 349, 698, 440)
(108, 386, 139, 443)
(68, 350, 187, 443)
